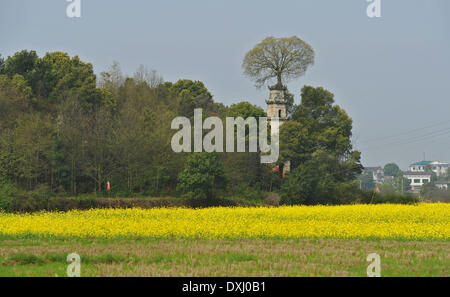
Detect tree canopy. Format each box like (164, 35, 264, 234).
(383, 163, 403, 178)
(0, 50, 279, 199)
(279, 86, 363, 205)
(1, 50, 106, 111)
(0, 49, 373, 206)
(177, 153, 227, 200)
(242, 36, 314, 89)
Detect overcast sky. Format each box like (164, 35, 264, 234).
(1, 0, 449, 170)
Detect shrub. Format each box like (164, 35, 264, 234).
(355, 190, 419, 204)
(0, 195, 186, 213)
(177, 153, 227, 200)
(229, 184, 264, 202)
(264, 192, 280, 206)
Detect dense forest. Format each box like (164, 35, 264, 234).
(0, 49, 398, 208)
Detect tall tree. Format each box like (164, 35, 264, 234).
(0, 54, 6, 73)
(177, 153, 227, 200)
(280, 86, 362, 205)
(242, 36, 314, 88)
(3, 51, 106, 110)
(383, 163, 403, 178)
(290, 86, 354, 156)
(224, 102, 267, 189)
(284, 89, 296, 119)
(2, 50, 38, 80)
(133, 65, 164, 88)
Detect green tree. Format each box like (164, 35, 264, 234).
(56, 95, 87, 194)
(242, 36, 314, 88)
(0, 54, 5, 73)
(81, 106, 119, 195)
(284, 89, 296, 118)
(177, 89, 196, 118)
(9, 113, 54, 190)
(2, 50, 38, 80)
(420, 181, 437, 198)
(279, 159, 321, 205)
(0, 74, 32, 129)
(279, 121, 312, 168)
(3, 51, 107, 110)
(32, 52, 104, 108)
(424, 165, 438, 182)
(226, 101, 266, 119)
(224, 102, 267, 190)
(177, 153, 227, 200)
(384, 163, 403, 178)
(170, 80, 214, 111)
(163, 79, 226, 117)
(291, 86, 354, 155)
(359, 172, 375, 190)
(279, 86, 362, 205)
(282, 86, 360, 171)
(280, 157, 359, 205)
(399, 176, 411, 192)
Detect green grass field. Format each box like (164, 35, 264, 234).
(0, 237, 448, 277)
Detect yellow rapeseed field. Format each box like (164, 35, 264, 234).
(0, 204, 448, 240)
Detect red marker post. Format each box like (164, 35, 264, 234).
(107, 181, 111, 206)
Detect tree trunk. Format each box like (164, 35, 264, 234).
(277, 74, 282, 87)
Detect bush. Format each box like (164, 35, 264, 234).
(229, 184, 264, 202)
(280, 163, 361, 206)
(95, 197, 185, 209)
(0, 194, 187, 213)
(354, 190, 419, 204)
(186, 197, 237, 208)
(264, 192, 280, 206)
(177, 153, 227, 200)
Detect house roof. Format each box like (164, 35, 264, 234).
(364, 166, 382, 171)
(410, 161, 433, 166)
(435, 180, 450, 185)
(403, 171, 432, 177)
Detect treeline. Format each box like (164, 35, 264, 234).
(0, 50, 276, 201)
(0, 50, 415, 208)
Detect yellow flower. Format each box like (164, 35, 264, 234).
(0, 204, 448, 240)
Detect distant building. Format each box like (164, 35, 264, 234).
(408, 161, 449, 177)
(435, 180, 450, 190)
(363, 166, 385, 184)
(266, 86, 289, 177)
(403, 171, 432, 193)
(383, 176, 395, 184)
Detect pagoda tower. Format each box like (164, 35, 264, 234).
(266, 85, 290, 177)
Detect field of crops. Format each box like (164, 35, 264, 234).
(1, 204, 449, 240)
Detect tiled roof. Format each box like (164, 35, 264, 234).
(435, 180, 450, 185)
(403, 171, 432, 176)
(364, 167, 382, 171)
(410, 161, 432, 166)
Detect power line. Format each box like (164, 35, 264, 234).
(358, 126, 450, 151)
(358, 119, 450, 144)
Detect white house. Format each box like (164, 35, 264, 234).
(435, 180, 449, 190)
(403, 171, 432, 193)
(409, 161, 449, 177)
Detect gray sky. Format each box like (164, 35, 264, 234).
(1, 0, 449, 170)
